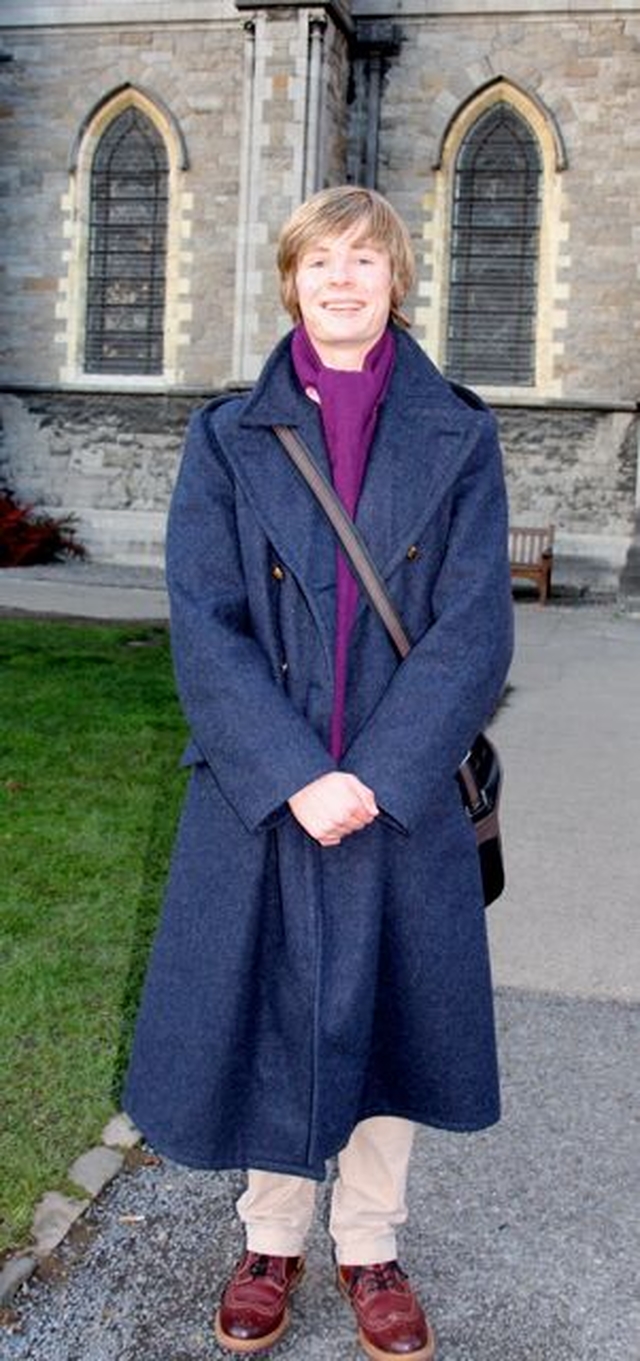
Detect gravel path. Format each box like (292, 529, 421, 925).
(3, 990, 639, 1361)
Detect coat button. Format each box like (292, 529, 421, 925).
(271, 563, 285, 581)
(406, 544, 420, 561)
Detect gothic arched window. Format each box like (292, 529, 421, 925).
(446, 103, 542, 386)
(85, 107, 169, 374)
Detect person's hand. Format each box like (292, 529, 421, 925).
(288, 772, 379, 847)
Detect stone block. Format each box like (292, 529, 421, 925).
(0, 1254, 38, 1306)
(31, 1191, 89, 1258)
(68, 1146, 124, 1198)
(101, 1112, 142, 1150)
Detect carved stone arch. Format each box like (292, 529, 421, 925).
(433, 76, 567, 174)
(57, 84, 193, 386)
(68, 82, 189, 174)
(417, 76, 570, 395)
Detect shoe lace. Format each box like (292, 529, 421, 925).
(248, 1253, 286, 1284)
(350, 1261, 408, 1298)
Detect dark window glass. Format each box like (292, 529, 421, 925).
(446, 104, 541, 386)
(85, 108, 168, 375)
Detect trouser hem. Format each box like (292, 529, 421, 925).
(245, 1229, 308, 1257)
(333, 1233, 399, 1266)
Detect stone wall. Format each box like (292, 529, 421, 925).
(321, 17, 352, 187)
(3, 3, 638, 401)
(0, 391, 194, 512)
(0, 389, 196, 563)
(2, 387, 637, 585)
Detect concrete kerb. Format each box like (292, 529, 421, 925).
(0, 1116, 141, 1307)
(0, 563, 169, 623)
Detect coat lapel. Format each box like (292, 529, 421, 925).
(354, 332, 488, 583)
(211, 344, 338, 664)
(215, 337, 337, 589)
(355, 396, 477, 574)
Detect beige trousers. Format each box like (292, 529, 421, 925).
(236, 1115, 416, 1265)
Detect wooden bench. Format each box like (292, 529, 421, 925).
(509, 524, 555, 604)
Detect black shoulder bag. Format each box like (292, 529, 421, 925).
(273, 423, 505, 907)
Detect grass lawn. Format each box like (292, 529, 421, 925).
(0, 617, 188, 1256)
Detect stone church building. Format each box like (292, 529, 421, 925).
(1, 0, 639, 589)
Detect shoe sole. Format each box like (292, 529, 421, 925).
(356, 1323, 436, 1361)
(214, 1305, 291, 1354)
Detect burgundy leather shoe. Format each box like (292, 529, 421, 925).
(338, 1261, 435, 1361)
(214, 1251, 305, 1353)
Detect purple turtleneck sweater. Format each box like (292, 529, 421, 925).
(291, 325, 396, 759)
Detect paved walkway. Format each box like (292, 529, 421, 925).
(2, 571, 640, 1361)
(0, 562, 169, 622)
(490, 600, 640, 1004)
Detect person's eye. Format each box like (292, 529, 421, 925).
(357, 255, 375, 265)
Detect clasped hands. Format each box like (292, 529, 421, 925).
(288, 771, 379, 847)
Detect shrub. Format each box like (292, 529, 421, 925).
(0, 488, 86, 567)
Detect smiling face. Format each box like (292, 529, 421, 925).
(293, 226, 394, 371)
(278, 188, 416, 366)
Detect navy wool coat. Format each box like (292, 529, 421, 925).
(124, 327, 514, 1180)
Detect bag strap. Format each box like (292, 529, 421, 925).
(273, 423, 411, 661)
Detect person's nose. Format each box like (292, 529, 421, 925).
(326, 253, 354, 286)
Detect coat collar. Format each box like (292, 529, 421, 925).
(209, 328, 490, 639)
(238, 326, 477, 434)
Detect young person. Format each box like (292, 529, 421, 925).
(125, 186, 514, 1360)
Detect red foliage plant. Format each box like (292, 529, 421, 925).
(0, 488, 87, 567)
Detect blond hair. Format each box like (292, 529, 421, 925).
(277, 185, 416, 328)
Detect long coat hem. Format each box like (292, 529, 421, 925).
(124, 1097, 501, 1184)
(355, 1102, 501, 1137)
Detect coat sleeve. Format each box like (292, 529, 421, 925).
(344, 411, 514, 834)
(166, 408, 336, 833)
